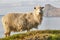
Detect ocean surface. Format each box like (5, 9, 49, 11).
(0, 16, 60, 38)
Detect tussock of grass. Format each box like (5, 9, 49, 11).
(0, 30, 60, 40)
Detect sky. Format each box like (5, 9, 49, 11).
(0, 0, 60, 15)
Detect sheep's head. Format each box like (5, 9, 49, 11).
(34, 6, 44, 15)
(33, 6, 44, 24)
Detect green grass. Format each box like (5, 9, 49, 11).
(0, 30, 60, 40)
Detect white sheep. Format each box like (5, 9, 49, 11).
(2, 6, 44, 37)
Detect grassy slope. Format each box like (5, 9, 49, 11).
(0, 30, 60, 40)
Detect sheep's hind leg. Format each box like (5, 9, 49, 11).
(4, 26, 11, 37)
(4, 32, 10, 37)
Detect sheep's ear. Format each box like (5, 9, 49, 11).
(41, 7, 44, 9)
(34, 7, 36, 9)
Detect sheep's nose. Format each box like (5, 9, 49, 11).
(36, 9, 40, 12)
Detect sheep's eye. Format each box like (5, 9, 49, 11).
(34, 7, 36, 9)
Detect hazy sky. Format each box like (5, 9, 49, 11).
(0, 0, 60, 15)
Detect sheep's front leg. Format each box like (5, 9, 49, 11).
(27, 27, 30, 32)
(27, 29, 30, 32)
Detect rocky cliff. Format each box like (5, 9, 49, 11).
(44, 4, 60, 17)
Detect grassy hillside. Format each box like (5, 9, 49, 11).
(0, 30, 60, 40)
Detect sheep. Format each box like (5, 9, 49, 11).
(2, 6, 44, 37)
